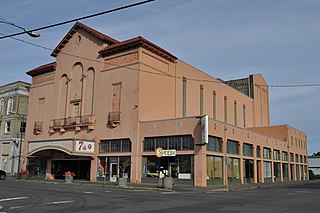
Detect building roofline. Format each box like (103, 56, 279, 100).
(26, 62, 56, 77)
(99, 36, 178, 63)
(51, 22, 119, 57)
(0, 81, 31, 89)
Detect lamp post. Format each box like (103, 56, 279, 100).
(17, 115, 26, 178)
(9, 112, 26, 177)
(0, 18, 40, 38)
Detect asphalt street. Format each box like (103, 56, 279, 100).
(0, 180, 320, 213)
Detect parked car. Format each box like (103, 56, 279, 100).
(0, 170, 6, 180)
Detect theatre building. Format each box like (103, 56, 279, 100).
(24, 22, 308, 186)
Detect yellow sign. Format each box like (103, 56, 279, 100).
(155, 147, 176, 158)
(155, 147, 164, 158)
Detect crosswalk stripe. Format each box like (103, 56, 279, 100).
(0, 197, 28, 202)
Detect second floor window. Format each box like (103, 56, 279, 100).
(4, 121, 11, 134)
(227, 139, 239, 155)
(243, 143, 253, 156)
(273, 150, 280, 160)
(0, 99, 4, 115)
(7, 98, 13, 115)
(263, 147, 271, 159)
(73, 103, 80, 117)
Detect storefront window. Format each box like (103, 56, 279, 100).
(207, 156, 223, 180)
(142, 155, 193, 180)
(274, 162, 281, 181)
(227, 157, 240, 184)
(263, 161, 272, 182)
(143, 135, 194, 152)
(206, 136, 222, 152)
(97, 156, 130, 181)
(282, 163, 288, 181)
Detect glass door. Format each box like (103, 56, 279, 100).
(110, 163, 118, 182)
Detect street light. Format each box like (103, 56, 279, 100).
(0, 19, 40, 38)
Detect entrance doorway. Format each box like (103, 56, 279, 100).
(52, 159, 91, 180)
(290, 164, 294, 181)
(110, 163, 118, 182)
(169, 163, 178, 178)
(244, 159, 254, 183)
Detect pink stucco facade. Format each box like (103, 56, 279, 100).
(24, 22, 308, 186)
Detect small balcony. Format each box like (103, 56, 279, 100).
(33, 121, 43, 134)
(50, 115, 96, 132)
(108, 112, 120, 128)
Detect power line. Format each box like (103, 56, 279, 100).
(1, 33, 320, 89)
(0, 0, 155, 40)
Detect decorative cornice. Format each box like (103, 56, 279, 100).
(26, 62, 56, 77)
(99, 36, 178, 63)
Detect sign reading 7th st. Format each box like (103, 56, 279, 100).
(75, 141, 95, 153)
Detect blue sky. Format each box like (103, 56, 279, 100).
(1, 0, 319, 154)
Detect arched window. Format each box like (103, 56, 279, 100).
(7, 98, 13, 115)
(0, 98, 4, 115)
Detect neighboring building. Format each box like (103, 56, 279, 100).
(24, 22, 308, 186)
(0, 81, 30, 176)
(308, 156, 320, 175)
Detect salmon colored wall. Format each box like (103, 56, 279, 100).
(175, 61, 258, 128)
(138, 49, 176, 120)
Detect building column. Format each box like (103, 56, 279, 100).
(90, 156, 97, 182)
(239, 142, 244, 184)
(253, 159, 257, 183)
(280, 162, 283, 182)
(45, 158, 54, 180)
(261, 161, 265, 183)
(194, 145, 207, 187)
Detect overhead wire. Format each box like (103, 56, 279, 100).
(1, 30, 320, 88)
(0, 0, 155, 40)
(0, 0, 319, 88)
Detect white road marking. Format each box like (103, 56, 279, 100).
(45, 200, 75, 205)
(288, 192, 298, 195)
(105, 191, 111, 193)
(84, 192, 94, 194)
(10, 205, 32, 210)
(0, 197, 28, 202)
(160, 192, 178, 194)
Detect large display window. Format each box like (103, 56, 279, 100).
(227, 157, 240, 184)
(142, 155, 193, 182)
(207, 156, 223, 185)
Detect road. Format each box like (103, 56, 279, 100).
(0, 180, 320, 213)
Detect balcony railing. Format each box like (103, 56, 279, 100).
(33, 121, 43, 134)
(108, 112, 120, 127)
(50, 115, 96, 130)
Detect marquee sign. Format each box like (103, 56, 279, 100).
(75, 140, 95, 153)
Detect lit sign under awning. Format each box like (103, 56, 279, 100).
(155, 147, 176, 158)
